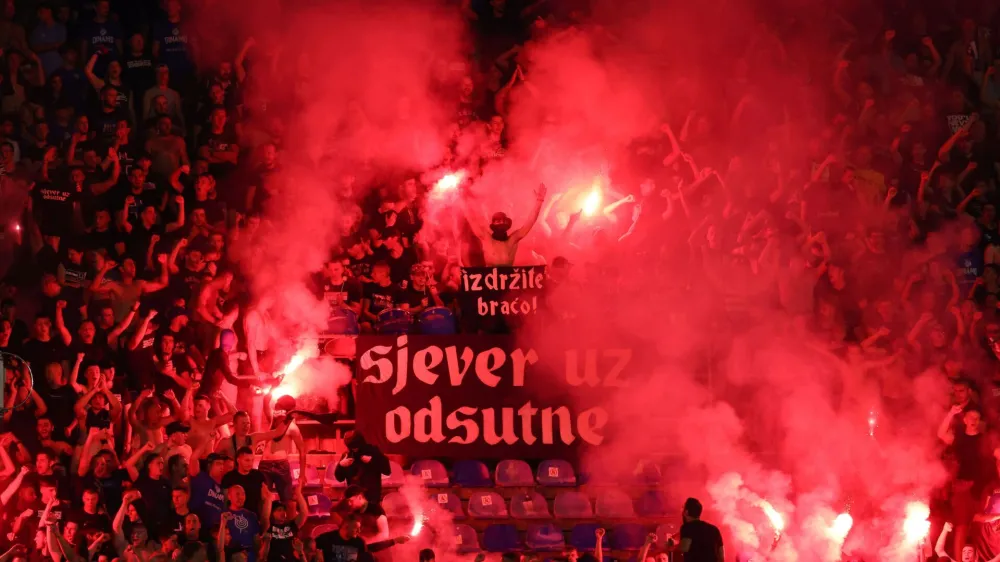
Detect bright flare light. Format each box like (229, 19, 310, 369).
(434, 171, 465, 192)
(902, 502, 930, 545)
(829, 513, 853, 540)
(410, 516, 424, 537)
(868, 409, 877, 437)
(581, 186, 603, 216)
(270, 346, 318, 399)
(758, 499, 785, 532)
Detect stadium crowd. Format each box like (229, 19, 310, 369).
(0, 0, 997, 560)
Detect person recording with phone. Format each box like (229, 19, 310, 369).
(332, 431, 389, 506)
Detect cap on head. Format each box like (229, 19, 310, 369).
(166, 421, 190, 435)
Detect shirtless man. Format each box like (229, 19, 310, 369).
(214, 411, 289, 460)
(187, 391, 237, 454)
(193, 270, 234, 352)
(128, 388, 188, 449)
(89, 254, 169, 320)
(463, 184, 546, 266)
(258, 395, 307, 503)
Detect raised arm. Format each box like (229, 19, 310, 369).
(54, 301, 72, 345)
(83, 54, 105, 91)
(938, 405, 963, 445)
(511, 184, 547, 242)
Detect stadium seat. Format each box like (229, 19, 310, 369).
(635, 490, 669, 518)
(382, 491, 412, 520)
(411, 460, 449, 487)
(311, 524, 338, 539)
(483, 524, 521, 552)
(328, 307, 360, 335)
(418, 307, 457, 335)
(510, 491, 552, 519)
(325, 463, 347, 488)
(537, 460, 577, 486)
(495, 459, 534, 487)
(429, 491, 465, 519)
(305, 492, 333, 518)
(453, 459, 492, 487)
(569, 523, 609, 551)
(468, 491, 509, 518)
(633, 460, 663, 486)
(611, 524, 647, 550)
(381, 460, 406, 488)
(595, 488, 636, 518)
(526, 523, 566, 551)
(454, 524, 481, 554)
(287, 461, 322, 487)
(554, 491, 593, 518)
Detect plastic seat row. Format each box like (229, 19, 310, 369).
(383, 489, 670, 520)
(454, 522, 659, 553)
(323, 459, 577, 489)
(411, 459, 578, 487)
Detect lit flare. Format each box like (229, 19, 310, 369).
(902, 502, 930, 545)
(829, 513, 853, 540)
(434, 171, 465, 192)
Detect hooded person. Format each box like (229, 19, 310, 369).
(332, 431, 390, 505)
(462, 184, 547, 266)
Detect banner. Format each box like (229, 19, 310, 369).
(458, 266, 546, 324)
(353, 335, 635, 458)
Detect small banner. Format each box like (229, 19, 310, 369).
(353, 335, 637, 458)
(458, 266, 546, 330)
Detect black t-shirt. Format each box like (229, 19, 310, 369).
(32, 180, 80, 233)
(221, 469, 267, 516)
(122, 52, 154, 98)
(20, 337, 68, 375)
(124, 222, 165, 263)
(135, 474, 172, 523)
(679, 520, 723, 562)
(316, 277, 362, 309)
(196, 128, 238, 178)
(346, 255, 374, 282)
(397, 284, 430, 309)
(362, 282, 397, 316)
(315, 531, 367, 562)
(73, 509, 112, 532)
(84, 227, 120, 254)
(91, 107, 128, 142)
(266, 521, 298, 562)
(38, 384, 78, 434)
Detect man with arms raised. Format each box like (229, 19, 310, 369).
(463, 184, 546, 266)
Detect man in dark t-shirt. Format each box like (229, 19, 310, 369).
(679, 498, 723, 562)
(315, 515, 407, 562)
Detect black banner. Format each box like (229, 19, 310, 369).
(353, 335, 635, 458)
(458, 266, 546, 322)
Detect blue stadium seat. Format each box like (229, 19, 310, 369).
(453, 460, 492, 487)
(569, 523, 609, 551)
(310, 524, 338, 539)
(554, 491, 593, 518)
(305, 492, 333, 518)
(526, 523, 566, 551)
(611, 524, 647, 550)
(328, 307, 360, 335)
(382, 491, 412, 520)
(411, 460, 450, 487)
(418, 307, 456, 335)
(381, 460, 406, 489)
(287, 461, 322, 488)
(635, 490, 669, 518)
(595, 488, 636, 518)
(633, 461, 663, 486)
(377, 308, 412, 335)
(495, 459, 534, 487)
(483, 524, 521, 552)
(454, 524, 482, 554)
(511, 491, 552, 519)
(537, 460, 577, 486)
(468, 491, 509, 518)
(430, 491, 465, 519)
